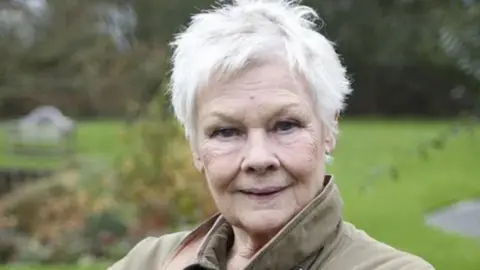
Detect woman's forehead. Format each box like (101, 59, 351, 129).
(196, 91, 314, 128)
(199, 62, 310, 101)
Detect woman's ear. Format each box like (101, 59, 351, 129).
(188, 133, 205, 173)
(192, 151, 204, 173)
(325, 135, 336, 154)
(325, 113, 339, 153)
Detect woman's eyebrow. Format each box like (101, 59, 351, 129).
(199, 102, 305, 125)
(212, 112, 238, 122)
(270, 103, 304, 118)
(199, 111, 241, 126)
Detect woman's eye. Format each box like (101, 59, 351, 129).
(274, 121, 299, 132)
(210, 128, 240, 138)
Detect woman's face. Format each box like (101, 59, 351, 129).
(193, 61, 333, 235)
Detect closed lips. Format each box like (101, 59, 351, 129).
(240, 186, 288, 195)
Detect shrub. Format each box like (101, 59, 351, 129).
(116, 92, 215, 238)
(0, 89, 216, 264)
(0, 162, 129, 264)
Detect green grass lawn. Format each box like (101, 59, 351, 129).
(0, 121, 127, 169)
(331, 120, 480, 270)
(3, 119, 480, 270)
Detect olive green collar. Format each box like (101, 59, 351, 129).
(187, 175, 343, 270)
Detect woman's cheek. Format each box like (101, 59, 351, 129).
(276, 131, 319, 174)
(200, 139, 243, 187)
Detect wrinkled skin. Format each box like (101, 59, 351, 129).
(193, 60, 335, 262)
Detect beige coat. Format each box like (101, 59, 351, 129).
(108, 178, 435, 270)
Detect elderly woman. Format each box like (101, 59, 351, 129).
(109, 1, 434, 269)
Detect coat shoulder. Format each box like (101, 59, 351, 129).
(322, 222, 435, 270)
(107, 231, 190, 270)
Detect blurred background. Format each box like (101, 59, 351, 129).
(0, 0, 478, 269)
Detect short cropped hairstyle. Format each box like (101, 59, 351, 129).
(169, 0, 352, 140)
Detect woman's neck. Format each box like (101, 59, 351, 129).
(227, 226, 279, 269)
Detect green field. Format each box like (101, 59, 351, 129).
(2, 119, 480, 270)
(0, 121, 127, 169)
(332, 120, 480, 269)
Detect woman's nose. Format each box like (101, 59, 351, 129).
(240, 130, 280, 174)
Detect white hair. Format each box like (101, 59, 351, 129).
(169, 0, 352, 140)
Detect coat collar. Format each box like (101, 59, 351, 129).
(186, 175, 343, 270)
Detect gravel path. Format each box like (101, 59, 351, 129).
(425, 199, 480, 240)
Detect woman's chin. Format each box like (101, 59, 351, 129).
(238, 209, 294, 235)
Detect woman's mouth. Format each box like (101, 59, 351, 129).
(239, 186, 289, 200)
